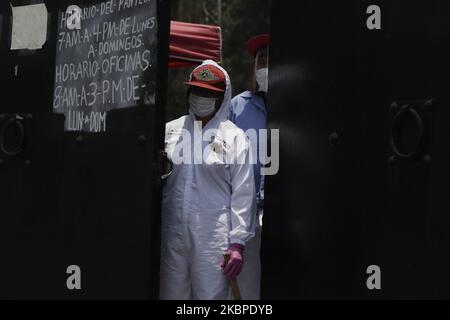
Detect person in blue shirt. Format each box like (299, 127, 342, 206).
(229, 34, 269, 300)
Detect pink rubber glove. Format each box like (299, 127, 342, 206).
(221, 244, 245, 280)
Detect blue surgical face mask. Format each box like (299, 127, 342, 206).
(189, 93, 217, 118)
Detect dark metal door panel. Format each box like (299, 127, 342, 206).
(264, 0, 450, 299)
(263, 0, 361, 299)
(0, 0, 170, 299)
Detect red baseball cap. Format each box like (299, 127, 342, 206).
(246, 34, 270, 57)
(185, 64, 226, 92)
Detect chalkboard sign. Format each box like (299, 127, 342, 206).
(53, 0, 158, 132)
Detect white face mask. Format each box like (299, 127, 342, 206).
(189, 93, 217, 118)
(255, 68, 269, 93)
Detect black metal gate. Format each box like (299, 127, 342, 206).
(263, 0, 450, 299)
(0, 0, 171, 299)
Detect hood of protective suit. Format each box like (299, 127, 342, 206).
(188, 60, 232, 126)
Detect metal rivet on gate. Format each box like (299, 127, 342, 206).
(76, 135, 84, 146)
(329, 132, 339, 146)
(424, 99, 434, 108)
(138, 135, 147, 146)
(390, 102, 399, 111)
(388, 156, 398, 165)
(422, 155, 432, 163)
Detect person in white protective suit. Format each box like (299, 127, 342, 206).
(159, 60, 257, 300)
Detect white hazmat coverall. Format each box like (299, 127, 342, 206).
(160, 61, 257, 300)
